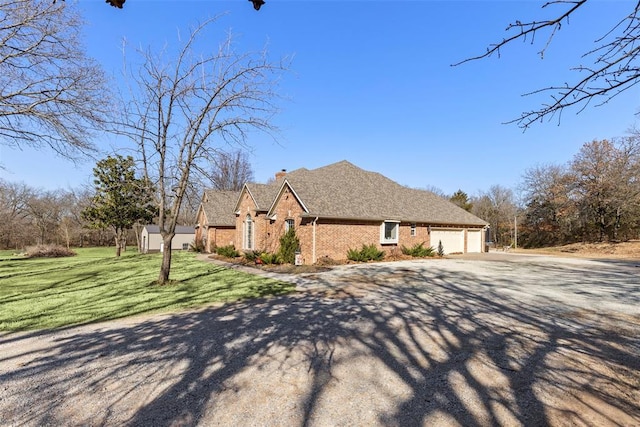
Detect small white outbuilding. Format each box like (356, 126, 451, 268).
(141, 225, 195, 253)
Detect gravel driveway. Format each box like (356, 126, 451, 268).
(1, 253, 639, 426)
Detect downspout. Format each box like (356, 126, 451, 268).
(312, 217, 318, 264)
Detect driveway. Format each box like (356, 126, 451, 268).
(1, 254, 639, 426)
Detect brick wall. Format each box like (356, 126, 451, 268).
(206, 227, 235, 252)
(399, 222, 431, 248)
(313, 219, 382, 262)
(263, 185, 308, 258)
(235, 192, 271, 252)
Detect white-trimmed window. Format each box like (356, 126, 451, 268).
(380, 220, 400, 244)
(243, 214, 254, 249)
(285, 218, 295, 232)
(410, 223, 417, 237)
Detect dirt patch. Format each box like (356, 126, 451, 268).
(517, 241, 640, 259)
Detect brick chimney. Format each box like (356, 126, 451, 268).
(275, 169, 287, 180)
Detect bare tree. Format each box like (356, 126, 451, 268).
(519, 164, 575, 246)
(25, 189, 64, 245)
(571, 138, 640, 241)
(0, 0, 112, 157)
(472, 185, 517, 246)
(119, 17, 287, 284)
(0, 179, 33, 249)
(419, 185, 446, 198)
(57, 187, 93, 248)
(208, 149, 255, 191)
(457, 1, 640, 128)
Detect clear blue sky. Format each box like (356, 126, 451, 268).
(1, 0, 638, 196)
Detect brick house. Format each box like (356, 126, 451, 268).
(194, 190, 239, 253)
(198, 160, 488, 264)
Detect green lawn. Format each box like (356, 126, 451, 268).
(0, 248, 295, 331)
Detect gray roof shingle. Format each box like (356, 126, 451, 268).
(244, 183, 280, 211)
(276, 161, 487, 226)
(200, 190, 240, 226)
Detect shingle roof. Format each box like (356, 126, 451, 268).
(276, 160, 487, 226)
(245, 183, 280, 211)
(200, 190, 240, 226)
(144, 225, 195, 234)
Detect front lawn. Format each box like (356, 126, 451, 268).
(0, 248, 295, 331)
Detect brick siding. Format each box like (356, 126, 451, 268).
(230, 184, 485, 264)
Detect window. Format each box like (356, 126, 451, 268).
(380, 221, 399, 244)
(410, 223, 416, 237)
(182, 243, 189, 250)
(285, 218, 295, 232)
(244, 214, 254, 249)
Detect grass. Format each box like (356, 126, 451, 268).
(0, 248, 295, 332)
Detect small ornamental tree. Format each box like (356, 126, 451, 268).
(278, 227, 300, 264)
(82, 155, 157, 256)
(437, 240, 445, 257)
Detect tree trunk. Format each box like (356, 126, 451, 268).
(157, 234, 175, 284)
(114, 229, 123, 257)
(133, 223, 142, 252)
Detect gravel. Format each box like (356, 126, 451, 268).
(1, 253, 639, 426)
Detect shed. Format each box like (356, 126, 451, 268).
(141, 225, 195, 253)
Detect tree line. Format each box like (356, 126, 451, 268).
(447, 134, 640, 248)
(519, 136, 640, 247)
(0, 179, 160, 252)
(0, 150, 253, 252)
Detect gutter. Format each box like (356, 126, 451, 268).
(300, 213, 486, 227)
(312, 217, 318, 264)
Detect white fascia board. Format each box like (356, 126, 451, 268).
(266, 180, 309, 217)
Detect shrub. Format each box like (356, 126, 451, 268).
(278, 228, 300, 264)
(259, 252, 282, 265)
(362, 244, 385, 261)
(401, 242, 435, 257)
(347, 248, 362, 262)
(347, 244, 385, 262)
(437, 240, 444, 257)
(216, 245, 239, 258)
(26, 244, 76, 258)
(189, 239, 205, 253)
(243, 249, 262, 262)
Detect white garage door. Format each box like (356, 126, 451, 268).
(466, 229, 482, 253)
(430, 229, 464, 254)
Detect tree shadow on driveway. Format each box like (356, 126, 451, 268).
(1, 259, 639, 426)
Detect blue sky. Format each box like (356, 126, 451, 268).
(1, 0, 638, 196)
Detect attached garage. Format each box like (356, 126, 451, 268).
(466, 229, 483, 253)
(430, 228, 464, 254)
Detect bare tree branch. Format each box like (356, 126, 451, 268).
(117, 16, 288, 284)
(0, 0, 113, 157)
(455, 0, 640, 129)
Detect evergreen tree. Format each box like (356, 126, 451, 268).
(82, 155, 156, 256)
(278, 228, 300, 264)
(450, 190, 473, 212)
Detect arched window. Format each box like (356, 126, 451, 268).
(285, 218, 295, 232)
(244, 214, 253, 250)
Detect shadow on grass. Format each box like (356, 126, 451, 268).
(0, 259, 639, 426)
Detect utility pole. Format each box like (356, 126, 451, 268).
(514, 215, 518, 250)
